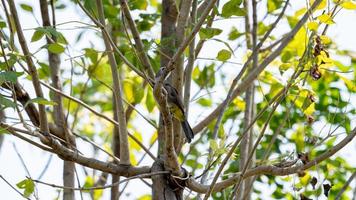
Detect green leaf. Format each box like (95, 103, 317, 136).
(84, 48, 98, 64)
(31, 30, 45, 42)
(26, 97, 57, 107)
(0, 95, 16, 108)
(267, 0, 283, 13)
(0, 20, 6, 28)
(38, 62, 50, 79)
(199, 27, 223, 40)
(0, 127, 10, 134)
(20, 4, 33, 12)
(145, 87, 155, 112)
(48, 43, 65, 54)
(216, 49, 232, 61)
(210, 139, 218, 151)
(221, 0, 246, 18)
(228, 27, 243, 40)
(129, 0, 148, 10)
(16, 179, 35, 198)
(197, 98, 212, 107)
(0, 71, 23, 84)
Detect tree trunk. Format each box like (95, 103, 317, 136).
(152, 161, 183, 200)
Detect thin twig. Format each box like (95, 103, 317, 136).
(0, 174, 31, 200)
(40, 81, 156, 160)
(335, 171, 356, 200)
(31, 171, 169, 191)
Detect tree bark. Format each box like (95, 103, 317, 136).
(39, 0, 76, 199)
(152, 161, 183, 200)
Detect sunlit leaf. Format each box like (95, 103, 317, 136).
(216, 49, 232, 61)
(138, 194, 152, 200)
(197, 98, 212, 107)
(199, 27, 223, 40)
(48, 43, 65, 54)
(146, 87, 156, 112)
(31, 30, 45, 42)
(149, 131, 157, 145)
(222, 0, 245, 18)
(307, 21, 318, 31)
(16, 179, 34, 197)
(20, 4, 33, 12)
(318, 14, 335, 25)
(26, 97, 57, 107)
(228, 27, 243, 40)
(267, 0, 283, 13)
(341, 1, 356, 9)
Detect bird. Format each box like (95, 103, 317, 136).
(163, 82, 194, 143)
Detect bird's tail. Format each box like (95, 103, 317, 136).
(181, 120, 194, 143)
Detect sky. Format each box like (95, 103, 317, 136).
(0, 0, 355, 199)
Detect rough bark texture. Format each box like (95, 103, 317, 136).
(152, 161, 183, 200)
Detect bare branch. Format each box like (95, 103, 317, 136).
(119, 0, 155, 78)
(31, 171, 169, 191)
(40, 81, 156, 160)
(193, 0, 318, 134)
(7, 0, 49, 133)
(0, 174, 31, 200)
(188, 127, 356, 193)
(97, 0, 130, 165)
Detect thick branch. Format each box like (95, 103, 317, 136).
(96, 0, 130, 165)
(38, 1, 76, 199)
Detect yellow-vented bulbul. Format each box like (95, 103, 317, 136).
(164, 83, 194, 143)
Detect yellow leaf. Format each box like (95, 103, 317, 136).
(285, 27, 307, 56)
(320, 35, 331, 44)
(123, 80, 134, 102)
(103, 143, 113, 154)
(130, 151, 137, 166)
(307, 21, 319, 31)
(317, 14, 335, 24)
(291, 127, 305, 151)
(338, 74, 356, 92)
(341, 1, 356, 9)
(233, 97, 246, 110)
(316, 51, 333, 66)
(300, 172, 311, 186)
(317, 0, 327, 9)
(310, 0, 327, 9)
(279, 63, 292, 70)
(129, 131, 143, 151)
(149, 131, 157, 145)
(304, 103, 315, 115)
(138, 194, 152, 200)
(93, 189, 103, 200)
(295, 8, 307, 17)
